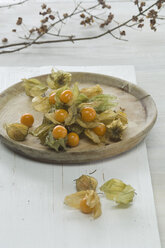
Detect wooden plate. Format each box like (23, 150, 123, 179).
(0, 72, 157, 164)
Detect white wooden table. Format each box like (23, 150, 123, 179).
(0, 1, 165, 247)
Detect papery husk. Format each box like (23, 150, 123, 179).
(32, 96, 51, 113)
(100, 178, 126, 200)
(76, 118, 99, 128)
(54, 85, 69, 108)
(5, 123, 28, 141)
(80, 84, 103, 98)
(31, 123, 55, 144)
(115, 185, 135, 204)
(78, 101, 100, 112)
(64, 191, 86, 209)
(66, 124, 84, 135)
(107, 119, 126, 142)
(89, 94, 117, 113)
(67, 82, 79, 106)
(84, 129, 101, 144)
(65, 104, 77, 125)
(97, 110, 118, 124)
(23, 78, 48, 97)
(100, 178, 135, 204)
(116, 111, 128, 125)
(75, 93, 89, 105)
(64, 190, 102, 219)
(85, 190, 102, 219)
(47, 69, 71, 89)
(44, 113, 61, 125)
(76, 175, 98, 191)
(45, 131, 67, 151)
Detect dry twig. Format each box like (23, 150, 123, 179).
(0, 0, 165, 54)
(0, 0, 28, 9)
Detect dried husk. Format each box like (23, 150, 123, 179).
(116, 111, 128, 125)
(47, 69, 71, 89)
(5, 123, 28, 141)
(76, 118, 99, 128)
(32, 96, 51, 113)
(44, 113, 61, 125)
(66, 124, 84, 135)
(75, 93, 89, 105)
(23, 78, 48, 97)
(78, 101, 100, 111)
(31, 123, 55, 144)
(64, 190, 102, 219)
(54, 85, 69, 108)
(45, 131, 67, 151)
(89, 94, 117, 113)
(107, 119, 126, 142)
(97, 110, 118, 123)
(64, 191, 86, 209)
(84, 129, 101, 144)
(76, 175, 98, 191)
(65, 104, 77, 125)
(100, 178, 135, 204)
(67, 82, 79, 106)
(80, 84, 103, 98)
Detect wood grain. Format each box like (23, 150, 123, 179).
(0, 0, 165, 245)
(0, 66, 161, 248)
(0, 72, 157, 163)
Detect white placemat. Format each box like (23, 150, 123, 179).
(0, 66, 161, 248)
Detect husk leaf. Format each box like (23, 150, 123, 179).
(32, 96, 51, 113)
(44, 113, 61, 125)
(80, 84, 103, 98)
(84, 129, 101, 144)
(100, 178, 135, 204)
(66, 124, 84, 135)
(65, 104, 77, 125)
(31, 123, 55, 144)
(23, 78, 48, 97)
(64, 190, 102, 219)
(47, 69, 71, 89)
(107, 119, 126, 142)
(75, 93, 89, 105)
(76, 175, 98, 191)
(45, 131, 67, 151)
(89, 94, 117, 113)
(76, 118, 99, 128)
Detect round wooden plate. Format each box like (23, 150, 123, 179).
(0, 72, 157, 164)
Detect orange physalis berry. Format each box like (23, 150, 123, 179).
(49, 92, 56, 104)
(60, 90, 73, 103)
(80, 198, 93, 214)
(54, 109, 68, 123)
(67, 132, 79, 147)
(81, 107, 96, 122)
(93, 123, 106, 136)
(52, 125, 67, 139)
(20, 113, 34, 127)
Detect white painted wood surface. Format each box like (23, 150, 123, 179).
(0, 66, 161, 248)
(0, 0, 165, 246)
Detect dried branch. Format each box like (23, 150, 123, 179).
(47, 32, 75, 39)
(0, 0, 165, 54)
(0, 0, 28, 9)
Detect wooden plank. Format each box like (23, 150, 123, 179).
(0, 0, 165, 246)
(0, 66, 161, 248)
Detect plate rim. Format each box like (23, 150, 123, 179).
(0, 71, 157, 164)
